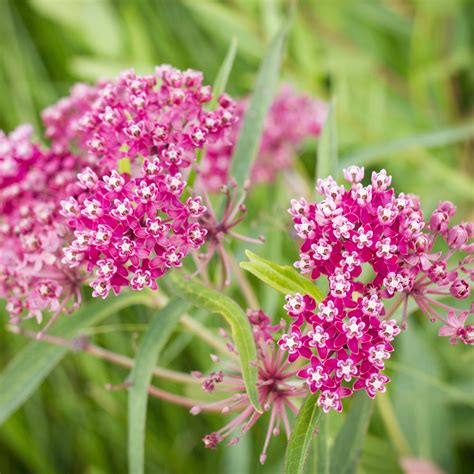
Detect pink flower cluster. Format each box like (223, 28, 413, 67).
(199, 85, 327, 191)
(0, 126, 83, 327)
(280, 166, 473, 412)
(53, 66, 237, 297)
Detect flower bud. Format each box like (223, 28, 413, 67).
(447, 224, 468, 249)
(429, 210, 449, 234)
(450, 279, 470, 299)
(438, 201, 456, 216)
(343, 165, 364, 185)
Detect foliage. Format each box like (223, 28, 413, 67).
(0, 1, 473, 473)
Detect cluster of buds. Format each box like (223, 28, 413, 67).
(0, 126, 83, 328)
(191, 310, 302, 465)
(55, 66, 238, 296)
(281, 166, 472, 412)
(199, 85, 327, 191)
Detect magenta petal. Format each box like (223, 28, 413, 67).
(338, 387, 353, 398)
(438, 326, 455, 337)
(348, 337, 359, 353)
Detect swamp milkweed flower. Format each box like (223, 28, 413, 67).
(282, 166, 473, 412)
(55, 66, 238, 297)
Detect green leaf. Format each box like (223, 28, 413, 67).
(229, 23, 287, 190)
(340, 122, 474, 168)
(240, 250, 323, 302)
(360, 435, 403, 474)
(0, 291, 152, 425)
(167, 272, 262, 413)
(330, 391, 374, 474)
(209, 36, 238, 109)
(128, 298, 190, 474)
(391, 324, 453, 468)
(317, 412, 331, 474)
(316, 101, 338, 181)
(285, 393, 321, 474)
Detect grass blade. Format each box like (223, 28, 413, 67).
(0, 291, 152, 425)
(229, 23, 288, 190)
(285, 393, 321, 474)
(128, 298, 190, 474)
(167, 272, 262, 413)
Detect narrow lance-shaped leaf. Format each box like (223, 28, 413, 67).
(167, 272, 262, 413)
(329, 391, 374, 474)
(209, 36, 238, 110)
(316, 100, 338, 182)
(285, 393, 321, 474)
(240, 250, 323, 302)
(0, 291, 153, 425)
(229, 22, 288, 190)
(128, 298, 190, 474)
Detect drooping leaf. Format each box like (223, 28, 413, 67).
(316, 101, 338, 181)
(285, 392, 321, 474)
(229, 22, 288, 190)
(128, 298, 190, 474)
(0, 291, 153, 425)
(240, 250, 323, 302)
(329, 391, 374, 474)
(167, 272, 261, 413)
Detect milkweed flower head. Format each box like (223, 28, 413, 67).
(56, 66, 238, 297)
(0, 125, 84, 328)
(199, 85, 327, 192)
(190, 310, 303, 465)
(282, 166, 473, 412)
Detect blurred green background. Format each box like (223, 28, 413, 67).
(0, 0, 473, 473)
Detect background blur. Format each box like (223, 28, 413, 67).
(0, 0, 473, 473)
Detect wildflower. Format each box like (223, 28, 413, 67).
(282, 167, 472, 411)
(55, 65, 237, 295)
